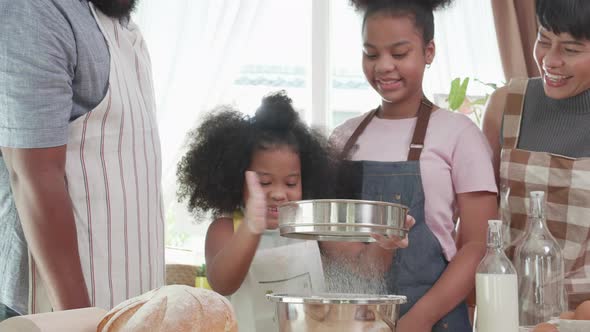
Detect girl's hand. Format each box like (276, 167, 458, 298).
(370, 215, 416, 250)
(395, 314, 433, 332)
(243, 171, 267, 234)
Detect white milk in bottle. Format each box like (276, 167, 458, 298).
(475, 273, 519, 332)
(475, 220, 519, 332)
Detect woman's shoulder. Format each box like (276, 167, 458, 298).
(481, 77, 535, 140)
(484, 77, 533, 113)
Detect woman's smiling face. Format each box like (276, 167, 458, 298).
(534, 28, 590, 99)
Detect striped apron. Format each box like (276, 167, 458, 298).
(28, 3, 165, 313)
(500, 78, 590, 309)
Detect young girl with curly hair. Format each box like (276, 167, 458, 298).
(177, 91, 344, 331)
(328, 0, 499, 331)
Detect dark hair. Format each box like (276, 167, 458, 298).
(177, 91, 338, 217)
(536, 0, 590, 40)
(349, 0, 453, 43)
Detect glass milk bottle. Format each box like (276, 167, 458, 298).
(514, 191, 565, 327)
(475, 220, 519, 332)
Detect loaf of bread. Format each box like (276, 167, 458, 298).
(97, 285, 237, 332)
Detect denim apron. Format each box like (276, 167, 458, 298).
(339, 99, 471, 331)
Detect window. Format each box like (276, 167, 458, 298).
(224, 0, 312, 119)
(134, 0, 504, 265)
(328, 0, 504, 129)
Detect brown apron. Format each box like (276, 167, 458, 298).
(338, 99, 472, 331)
(500, 78, 590, 309)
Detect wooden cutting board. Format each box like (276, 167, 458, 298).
(0, 307, 106, 332)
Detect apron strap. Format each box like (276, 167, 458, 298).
(501, 78, 528, 149)
(407, 98, 434, 161)
(502, 93, 525, 149)
(340, 98, 434, 161)
(340, 108, 378, 160)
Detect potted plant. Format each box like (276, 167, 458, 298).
(447, 77, 501, 127)
(195, 264, 211, 290)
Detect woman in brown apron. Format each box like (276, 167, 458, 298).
(483, 0, 590, 310)
(329, 1, 498, 331)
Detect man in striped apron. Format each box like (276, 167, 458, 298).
(0, 0, 164, 315)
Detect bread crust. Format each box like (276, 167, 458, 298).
(97, 285, 237, 332)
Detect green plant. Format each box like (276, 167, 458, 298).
(197, 264, 206, 277)
(447, 77, 500, 127)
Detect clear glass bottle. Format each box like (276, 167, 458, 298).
(476, 219, 519, 332)
(514, 191, 565, 327)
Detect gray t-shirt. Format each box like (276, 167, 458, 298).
(0, 0, 109, 314)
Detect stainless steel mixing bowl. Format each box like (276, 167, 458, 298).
(267, 293, 407, 332)
(278, 199, 409, 242)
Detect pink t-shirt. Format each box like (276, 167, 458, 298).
(331, 109, 497, 260)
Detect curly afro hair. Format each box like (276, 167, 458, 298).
(349, 0, 454, 43)
(177, 91, 339, 217)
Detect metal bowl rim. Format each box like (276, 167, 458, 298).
(266, 293, 407, 304)
(278, 199, 409, 210)
(278, 222, 409, 230)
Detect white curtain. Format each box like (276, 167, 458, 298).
(425, 0, 505, 98)
(133, 0, 266, 208)
(129, 0, 505, 260)
(133, 0, 503, 208)
(330, 0, 504, 118)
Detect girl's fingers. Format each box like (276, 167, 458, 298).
(405, 215, 416, 229)
(244, 171, 267, 234)
(371, 233, 409, 250)
(245, 171, 264, 198)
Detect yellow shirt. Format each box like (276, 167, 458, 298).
(232, 210, 244, 232)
